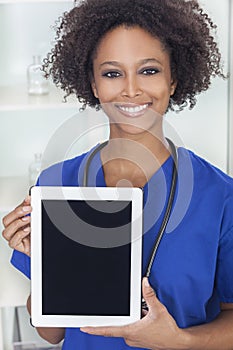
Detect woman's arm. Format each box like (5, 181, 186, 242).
(81, 278, 233, 350)
(27, 295, 65, 345)
(184, 302, 233, 350)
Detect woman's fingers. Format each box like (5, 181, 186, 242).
(2, 215, 31, 242)
(9, 235, 31, 256)
(2, 201, 32, 228)
(9, 226, 31, 251)
(1, 196, 32, 256)
(22, 236, 31, 256)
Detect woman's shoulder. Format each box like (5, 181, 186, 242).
(179, 147, 233, 189)
(37, 145, 98, 186)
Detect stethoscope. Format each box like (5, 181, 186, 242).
(83, 138, 178, 310)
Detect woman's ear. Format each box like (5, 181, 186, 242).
(170, 79, 177, 96)
(91, 80, 99, 99)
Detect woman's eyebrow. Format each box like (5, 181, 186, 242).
(100, 58, 162, 68)
(139, 58, 162, 65)
(100, 61, 121, 67)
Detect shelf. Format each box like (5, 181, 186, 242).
(0, 176, 30, 212)
(0, 85, 80, 111)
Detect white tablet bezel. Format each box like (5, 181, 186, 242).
(31, 186, 143, 327)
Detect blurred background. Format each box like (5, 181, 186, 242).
(0, 0, 232, 349)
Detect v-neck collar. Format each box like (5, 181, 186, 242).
(94, 147, 174, 190)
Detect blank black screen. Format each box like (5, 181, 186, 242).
(41, 200, 132, 316)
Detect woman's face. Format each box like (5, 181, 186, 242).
(91, 25, 176, 137)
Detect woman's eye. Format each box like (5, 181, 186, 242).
(102, 71, 121, 78)
(141, 68, 159, 75)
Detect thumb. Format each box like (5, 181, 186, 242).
(142, 277, 159, 310)
(24, 195, 31, 204)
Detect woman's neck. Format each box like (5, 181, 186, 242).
(100, 133, 171, 188)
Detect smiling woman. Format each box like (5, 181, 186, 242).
(2, 0, 233, 350)
(90, 26, 175, 154)
(91, 26, 176, 121)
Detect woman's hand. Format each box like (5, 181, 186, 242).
(81, 278, 190, 350)
(2, 196, 32, 256)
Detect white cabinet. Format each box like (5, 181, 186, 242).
(0, 0, 80, 213)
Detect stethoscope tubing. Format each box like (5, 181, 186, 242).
(145, 138, 178, 277)
(83, 138, 178, 278)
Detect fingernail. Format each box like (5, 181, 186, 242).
(24, 195, 30, 202)
(22, 206, 31, 212)
(22, 216, 30, 221)
(23, 227, 30, 232)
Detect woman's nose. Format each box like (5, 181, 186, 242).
(122, 75, 142, 98)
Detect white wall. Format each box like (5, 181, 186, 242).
(165, 0, 230, 172)
(0, 2, 73, 85)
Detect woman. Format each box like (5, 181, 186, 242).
(2, 0, 233, 349)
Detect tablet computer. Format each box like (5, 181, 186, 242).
(31, 186, 143, 327)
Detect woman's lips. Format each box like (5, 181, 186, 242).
(115, 103, 152, 117)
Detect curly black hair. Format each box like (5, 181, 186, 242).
(43, 0, 225, 112)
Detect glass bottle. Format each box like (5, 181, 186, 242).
(28, 153, 42, 186)
(27, 55, 49, 95)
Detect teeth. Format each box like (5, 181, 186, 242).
(118, 104, 149, 113)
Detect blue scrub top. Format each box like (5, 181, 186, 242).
(11, 146, 233, 350)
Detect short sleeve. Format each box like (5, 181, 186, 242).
(11, 250, 31, 279)
(216, 225, 233, 302)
